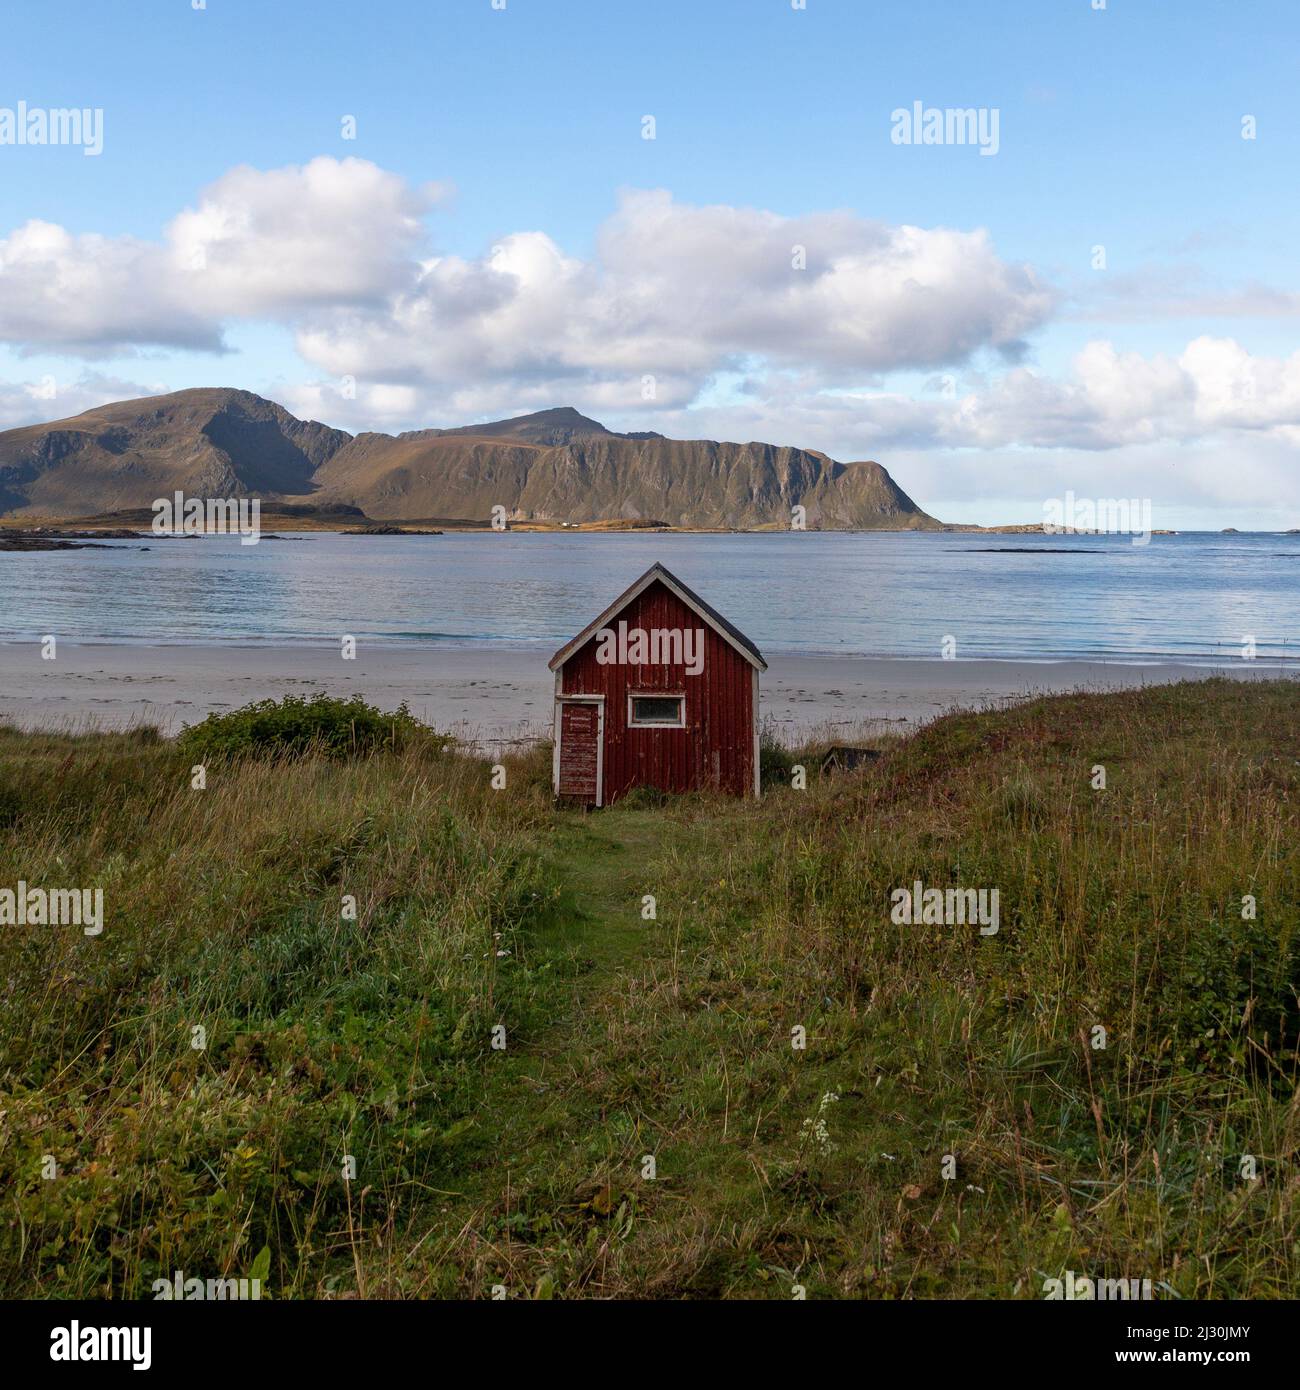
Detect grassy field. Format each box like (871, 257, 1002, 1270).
(1, 678, 1297, 1299)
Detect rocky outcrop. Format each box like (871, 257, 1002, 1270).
(0, 391, 940, 529)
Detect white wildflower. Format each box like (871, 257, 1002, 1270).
(799, 1091, 840, 1155)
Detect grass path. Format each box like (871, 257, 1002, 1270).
(510, 806, 687, 1068)
(414, 807, 708, 1294)
(542, 810, 673, 970)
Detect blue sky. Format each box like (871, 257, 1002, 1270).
(1, 0, 1298, 527)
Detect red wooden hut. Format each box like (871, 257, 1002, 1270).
(549, 562, 767, 806)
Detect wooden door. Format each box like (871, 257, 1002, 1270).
(557, 700, 602, 804)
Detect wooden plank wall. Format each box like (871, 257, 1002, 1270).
(559, 580, 755, 802)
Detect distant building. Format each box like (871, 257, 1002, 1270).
(549, 563, 766, 805)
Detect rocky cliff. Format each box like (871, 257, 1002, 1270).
(0, 390, 940, 529)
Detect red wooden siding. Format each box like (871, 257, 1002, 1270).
(557, 700, 600, 800)
(558, 579, 755, 803)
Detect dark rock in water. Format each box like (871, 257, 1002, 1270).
(0, 526, 160, 551)
(342, 524, 443, 535)
(1, 535, 120, 551)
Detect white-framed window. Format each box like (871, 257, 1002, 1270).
(628, 692, 686, 728)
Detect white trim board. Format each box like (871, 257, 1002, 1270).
(553, 693, 605, 807)
(627, 689, 687, 729)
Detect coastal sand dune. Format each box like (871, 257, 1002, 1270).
(0, 642, 1288, 748)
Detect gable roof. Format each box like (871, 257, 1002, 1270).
(548, 562, 767, 672)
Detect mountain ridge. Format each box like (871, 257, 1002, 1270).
(0, 387, 942, 529)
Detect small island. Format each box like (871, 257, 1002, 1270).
(342, 524, 443, 536)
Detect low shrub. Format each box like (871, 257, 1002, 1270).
(177, 693, 446, 760)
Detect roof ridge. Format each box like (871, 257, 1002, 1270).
(548, 562, 767, 671)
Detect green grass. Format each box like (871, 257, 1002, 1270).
(1, 678, 1298, 1299)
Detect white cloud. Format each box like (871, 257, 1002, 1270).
(0, 164, 1053, 398)
(0, 158, 438, 355)
(167, 158, 437, 317)
(295, 189, 1055, 398)
(597, 192, 1051, 368)
(939, 337, 1300, 450)
(0, 221, 220, 355)
(0, 372, 164, 429)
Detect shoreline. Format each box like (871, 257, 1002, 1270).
(6, 519, 1300, 535)
(0, 642, 1290, 746)
(4, 635, 1296, 662)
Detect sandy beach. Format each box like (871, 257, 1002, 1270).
(0, 641, 1289, 748)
